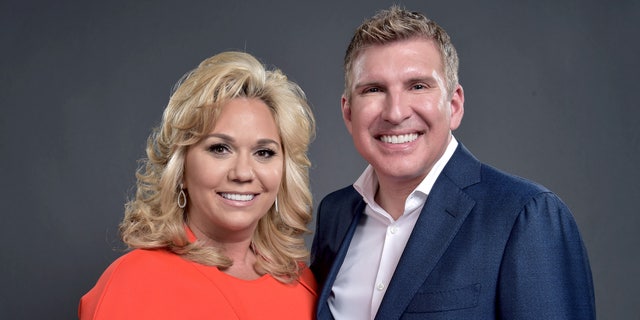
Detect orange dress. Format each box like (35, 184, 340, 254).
(79, 243, 317, 319)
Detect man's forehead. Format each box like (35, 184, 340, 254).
(351, 43, 443, 80)
(354, 39, 441, 64)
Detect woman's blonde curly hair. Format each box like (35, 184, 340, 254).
(120, 51, 315, 283)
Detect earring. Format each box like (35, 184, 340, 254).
(274, 197, 279, 213)
(178, 184, 187, 209)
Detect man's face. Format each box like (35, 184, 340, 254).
(342, 37, 464, 187)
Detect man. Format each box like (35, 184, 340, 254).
(310, 6, 595, 320)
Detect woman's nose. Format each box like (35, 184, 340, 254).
(229, 155, 254, 182)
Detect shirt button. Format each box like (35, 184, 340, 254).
(376, 283, 385, 291)
(390, 226, 398, 234)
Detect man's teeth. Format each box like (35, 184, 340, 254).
(221, 193, 255, 201)
(380, 133, 418, 144)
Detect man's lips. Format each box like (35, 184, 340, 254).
(378, 133, 420, 144)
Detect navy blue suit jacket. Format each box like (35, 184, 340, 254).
(310, 144, 595, 319)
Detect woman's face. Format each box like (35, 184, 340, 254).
(183, 97, 283, 242)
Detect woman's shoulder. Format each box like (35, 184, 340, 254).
(79, 249, 214, 319)
(115, 248, 178, 267)
(82, 249, 176, 298)
(95, 249, 177, 280)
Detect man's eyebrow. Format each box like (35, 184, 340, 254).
(406, 75, 437, 83)
(354, 80, 384, 89)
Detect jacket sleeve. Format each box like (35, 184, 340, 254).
(310, 195, 329, 290)
(497, 192, 596, 319)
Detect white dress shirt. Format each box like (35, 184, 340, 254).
(328, 137, 459, 320)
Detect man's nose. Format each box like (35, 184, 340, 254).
(381, 92, 411, 124)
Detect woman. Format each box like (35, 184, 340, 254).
(79, 51, 317, 319)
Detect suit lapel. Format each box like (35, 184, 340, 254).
(317, 197, 366, 319)
(375, 145, 481, 320)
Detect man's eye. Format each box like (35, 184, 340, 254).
(412, 84, 426, 90)
(365, 87, 380, 93)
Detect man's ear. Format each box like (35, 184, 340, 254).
(341, 95, 353, 134)
(449, 84, 465, 130)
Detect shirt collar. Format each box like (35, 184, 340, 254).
(353, 136, 459, 211)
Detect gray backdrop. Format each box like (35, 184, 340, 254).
(2, 0, 638, 319)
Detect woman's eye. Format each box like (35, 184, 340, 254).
(208, 144, 230, 154)
(255, 149, 276, 159)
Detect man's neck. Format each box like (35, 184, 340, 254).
(374, 175, 424, 220)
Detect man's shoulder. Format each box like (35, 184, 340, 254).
(478, 162, 550, 196)
(320, 185, 361, 204)
(444, 144, 550, 198)
(316, 185, 365, 221)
